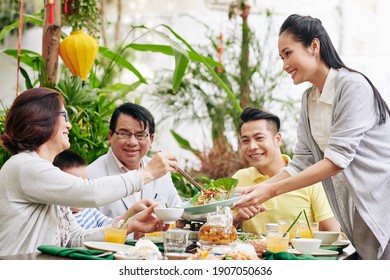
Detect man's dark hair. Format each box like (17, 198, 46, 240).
(109, 102, 155, 135)
(53, 149, 86, 170)
(238, 107, 281, 135)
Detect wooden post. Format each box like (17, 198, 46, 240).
(41, 0, 61, 87)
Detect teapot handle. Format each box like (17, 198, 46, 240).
(223, 206, 233, 224)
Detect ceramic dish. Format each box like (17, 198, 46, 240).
(288, 248, 339, 256)
(180, 195, 243, 214)
(84, 241, 135, 253)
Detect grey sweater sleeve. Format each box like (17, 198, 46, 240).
(324, 70, 377, 168)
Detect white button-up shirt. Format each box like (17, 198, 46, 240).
(307, 68, 339, 152)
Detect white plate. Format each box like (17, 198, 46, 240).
(321, 240, 350, 248)
(84, 241, 135, 253)
(288, 248, 339, 256)
(180, 195, 243, 214)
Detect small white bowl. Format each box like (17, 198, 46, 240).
(154, 207, 184, 224)
(313, 231, 340, 245)
(291, 238, 322, 254)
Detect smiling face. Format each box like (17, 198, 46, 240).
(240, 119, 282, 175)
(108, 113, 154, 170)
(44, 106, 72, 157)
(278, 32, 319, 86)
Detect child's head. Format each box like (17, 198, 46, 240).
(53, 150, 87, 213)
(53, 149, 87, 179)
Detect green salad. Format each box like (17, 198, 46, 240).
(190, 178, 238, 205)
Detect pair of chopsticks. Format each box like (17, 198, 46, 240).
(150, 150, 206, 193)
(176, 167, 206, 193)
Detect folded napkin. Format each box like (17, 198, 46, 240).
(264, 250, 337, 260)
(37, 245, 115, 260)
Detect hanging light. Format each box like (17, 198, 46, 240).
(59, 30, 98, 81)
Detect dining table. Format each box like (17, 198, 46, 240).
(0, 243, 357, 260)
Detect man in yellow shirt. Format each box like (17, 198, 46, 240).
(232, 107, 339, 234)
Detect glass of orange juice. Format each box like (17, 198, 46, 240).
(298, 222, 319, 238)
(278, 220, 298, 241)
(104, 228, 127, 244)
(266, 230, 289, 253)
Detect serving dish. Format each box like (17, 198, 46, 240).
(179, 195, 243, 214)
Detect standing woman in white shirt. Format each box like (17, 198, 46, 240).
(0, 87, 177, 256)
(234, 14, 390, 260)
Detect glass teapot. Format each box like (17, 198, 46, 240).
(198, 206, 237, 245)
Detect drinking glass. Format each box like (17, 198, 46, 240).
(103, 228, 127, 244)
(163, 229, 189, 257)
(266, 230, 289, 253)
(278, 220, 298, 241)
(298, 222, 319, 238)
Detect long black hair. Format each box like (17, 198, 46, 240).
(280, 14, 390, 125)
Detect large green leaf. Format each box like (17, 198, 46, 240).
(159, 24, 242, 113)
(0, 14, 43, 42)
(128, 43, 221, 67)
(172, 49, 189, 91)
(170, 130, 200, 157)
(101, 81, 143, 95)
(2, 49, 43, 71)
(98, 46, 147, 84)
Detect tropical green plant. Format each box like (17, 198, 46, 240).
(0, 14, 239, 174)
(0, 0, 38, 43)
(170, 172, 198, 199)
(56, 73, 129, 163)
(150, 10, 299, 180)
(0, 101, 10, 165)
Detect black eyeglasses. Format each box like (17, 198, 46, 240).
(58, 111, 69, 123)
(114, 130, 150, 141)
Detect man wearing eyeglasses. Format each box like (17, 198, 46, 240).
(87, 102, 182, 236)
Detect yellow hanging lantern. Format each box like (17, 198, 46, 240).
(59, 30, 98, 81)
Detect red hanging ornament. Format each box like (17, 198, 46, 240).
(48, 0, 55, 24)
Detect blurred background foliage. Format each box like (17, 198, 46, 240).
(0, 1, 299, 199)
(150, 9, 298, 181)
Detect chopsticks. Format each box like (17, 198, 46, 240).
(176, 167, 206, 193)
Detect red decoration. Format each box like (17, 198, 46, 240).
(48, 0, 55, 24)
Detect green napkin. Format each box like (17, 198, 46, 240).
(37, 245, 115, 260)
(264, 250, 337, 260)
